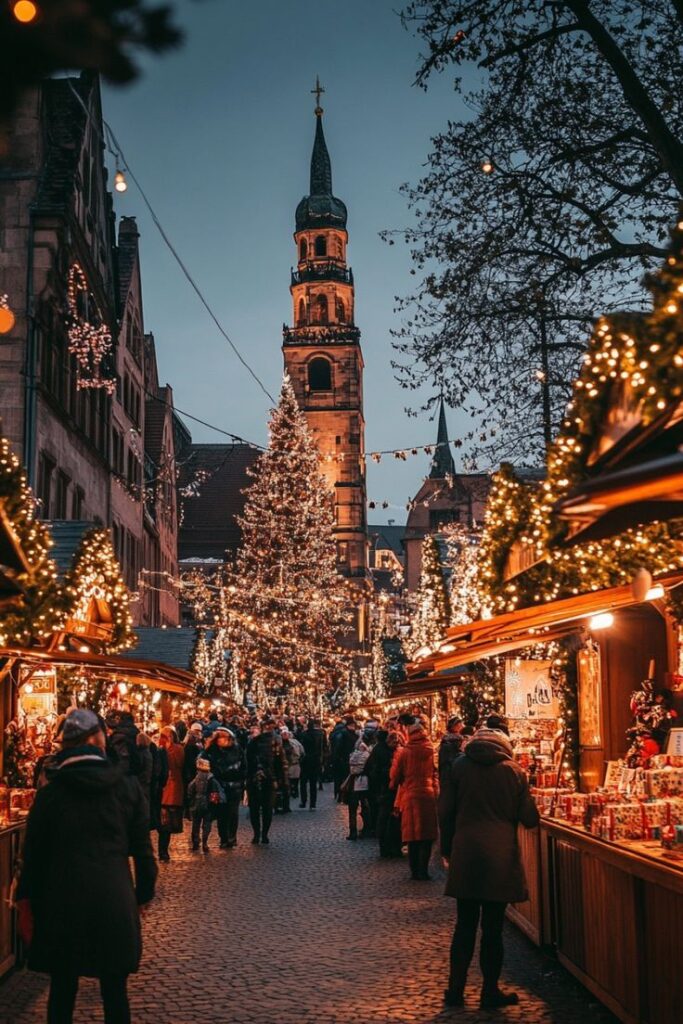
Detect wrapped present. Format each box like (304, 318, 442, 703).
(645, 768, 683, 798)
(650, 754, 683, 769)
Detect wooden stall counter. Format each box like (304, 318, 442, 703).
(541, 817, 683, 1024)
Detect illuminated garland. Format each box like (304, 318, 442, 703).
(66, 263, 116, 394)
(0, 433, 64, 646)
(408, 533, 451, 656)
(478, 219, 683, 613)
(63, 528, 135, 653)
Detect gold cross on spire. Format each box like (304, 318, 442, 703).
(311, 75, 325, 116)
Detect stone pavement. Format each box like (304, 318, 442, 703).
(0, 789, 617, 1024)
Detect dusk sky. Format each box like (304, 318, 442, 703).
(102, 0, 479, 523)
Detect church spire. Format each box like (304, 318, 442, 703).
(310, 115, 333, 196)
(429, 399, 456, 479)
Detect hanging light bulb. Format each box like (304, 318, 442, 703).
(481, 159, 494, 174)
(12, 0, 38, 22)
(114, 169, 128, 193)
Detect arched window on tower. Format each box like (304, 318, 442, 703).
(299, 238, 308, 261)
(315, 235, 327, 257)
(297, 298, 306, 326)
(336, 298, 346, 323)
(308, 357, 332, 392)
(313, 294, 328, 325)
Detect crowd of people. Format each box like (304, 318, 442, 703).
(14, 702, 539, 1021)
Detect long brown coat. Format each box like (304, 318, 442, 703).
(439, 729, 539, 903)
(389, 731, 439, 842)
(161, 742, 185, 807)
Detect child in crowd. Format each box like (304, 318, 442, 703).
(187, 756, 222, 852)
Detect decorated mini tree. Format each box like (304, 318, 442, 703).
(63, 527, 135, 653)
(0, 432, 63, 647)
(226, 375, 352, 694)
(409, 533, 451, 656)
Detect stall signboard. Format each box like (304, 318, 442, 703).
(577, 644, 603, 748)
(666, 728, 683, 757)
(18, 667, 57, 718)
(504, 660, 559, 720)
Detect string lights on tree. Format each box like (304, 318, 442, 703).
(62, 527, 135, 653)
(408, 533, 451, 657)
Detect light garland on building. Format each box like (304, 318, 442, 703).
(66, 262, 116, 394)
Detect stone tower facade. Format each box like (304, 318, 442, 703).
(282, 101, 367, 582)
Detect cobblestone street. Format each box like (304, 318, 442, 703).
(1, 791, 616, 1024)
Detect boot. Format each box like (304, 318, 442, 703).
(480, 989, 519, 1010)
(251, 834, 260, 844)
(443, 989, 464, 1008)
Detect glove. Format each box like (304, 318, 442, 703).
(16, 899, 33, 947)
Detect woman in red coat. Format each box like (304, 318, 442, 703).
(158, 727, 185, 862)
(390, 718, 438, 880)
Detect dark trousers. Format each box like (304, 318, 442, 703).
(48, 973, 130, 1024)
(216, 797, 241, 844)
(333, 764, 347, 799)
(290, 776, 300, 798)
(247, 780, 274, 839)
(158, 830, 171, 859)
(449, 899, 507, 995)
(407, 839, 432, 878)
(191, 809, 212, 847)
(300, 766, 320, 807)
(347, 792, 370, 836)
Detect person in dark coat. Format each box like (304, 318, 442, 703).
(366, 729, 402, 858)
(149, 734, 168, 833)
(439, 724, 539, 1011)
(157, 726, 185, 862)
(299, 718, 325, 809)
(438, 717, 465, 783)
(106, 710, 140, 776)
(182, 722, 204, 804)
(332, 717, 359, 801)
(246, 717, 286, 844)
(203, 727, 246, 847)
(135, 732, 154, 815)
(15, 709, 156, 1024)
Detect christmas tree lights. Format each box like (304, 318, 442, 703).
(63, 528, 135, 653)
(409, 534, 451, 656)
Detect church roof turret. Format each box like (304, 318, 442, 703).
(295, 79, 347, 232)
(429, 399, 457, 479)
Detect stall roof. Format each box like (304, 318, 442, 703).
(398, 570, 683, 696)
(0, 646, 195, 695)
(122, 627, 198, 672)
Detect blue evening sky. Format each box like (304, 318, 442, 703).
(102, 0, 479, 524)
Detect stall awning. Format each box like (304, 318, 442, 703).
(555, 451, 683, 543)
(397, 570, 683, 697)
(0, 646, 195, 695)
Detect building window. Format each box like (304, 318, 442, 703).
(299, 238, 308, 260)
(315, 235, 327, 257)
(313, 294, 328, 325)
(297, 298, 306, 326)
(37, 453, 55, 519)
(308, 357, 332, 391)
(430, 508, 459, 530)
(72, 486, 85, 520)
(55, 471, 70, 519)
(336, 298, 345, 323)
(336, 541, 349, 564)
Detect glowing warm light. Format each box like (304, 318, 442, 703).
(152, 690, 162, 705)
(645, 584, 665, 600)
(0, 296, 15, 335)
(481, 159, 494, 174)
(13, 0, 37, 23)
(665, 300, 678, 315)
(114, 170, 127, 193)
(589, 612, 614, 630)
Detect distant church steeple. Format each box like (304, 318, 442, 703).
(429, 399, 456, 479)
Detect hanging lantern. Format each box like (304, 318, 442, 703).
(0, 295, 16, 335)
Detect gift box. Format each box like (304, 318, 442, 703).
(650, 754, 683, 769)
(645, 768, 683, 798)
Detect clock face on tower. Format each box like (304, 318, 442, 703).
(282, 101, 367, 584)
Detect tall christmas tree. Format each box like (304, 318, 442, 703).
(228, 375, 351, 694)
(0, 432, 63, 647)
(409, 533, 451, 656)
(444, 523, 482, 626)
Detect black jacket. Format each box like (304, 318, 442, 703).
(182, 737, 203, 788)
(246, 733, 285, 785)
(333, 727, 358, 768)
(438, 732, 465, 781)
(300, 726, 326, 769)
(17, 747, 156, 977)
(203, 742, 246, 796)
(366, 739, 394, 795)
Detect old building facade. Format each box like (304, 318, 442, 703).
(0, 73, 179, 626)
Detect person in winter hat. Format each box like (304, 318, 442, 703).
(15, 709, 156, 1024)
(187, 756, 221, 852)
(203, 728, 246, 848)
(438, 717, 465, 783)
(390, 718, 438, 880)
(439, 725, 539, 1011)
(344, 734, 372, 840)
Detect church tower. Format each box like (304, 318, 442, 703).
(283, 82, 367, 581)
